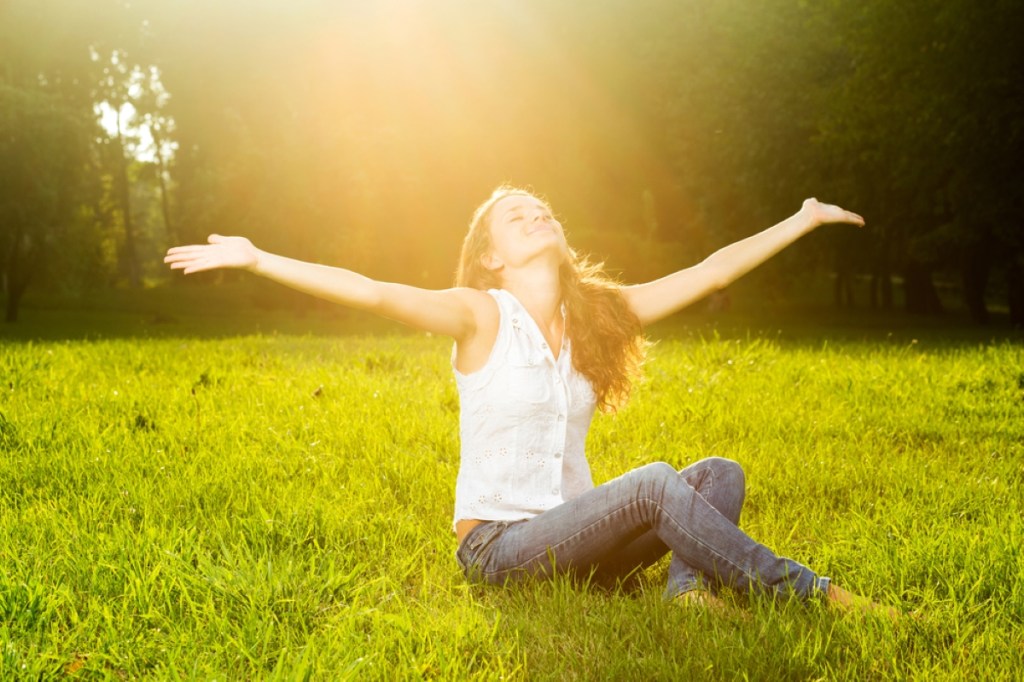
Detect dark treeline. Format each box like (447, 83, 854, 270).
(1, 0, 1021, 324)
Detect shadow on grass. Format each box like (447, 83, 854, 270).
(2, 282, 1021, 348)
(648, 306, 1023, 350)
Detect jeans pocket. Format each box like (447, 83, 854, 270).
(456, 521, 509, 580)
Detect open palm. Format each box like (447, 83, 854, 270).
(164, 235, 260, 275)
(801, 198, 865, 228)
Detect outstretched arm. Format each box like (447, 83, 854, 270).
(622, 199, 864, 326)
(164, 235, 484, 341)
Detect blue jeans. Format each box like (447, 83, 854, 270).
(455, 458, 830, 600)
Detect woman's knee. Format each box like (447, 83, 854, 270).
(703, 457, 746, 493)
(631, 461, 682, 497)
(642, 461, 680, 481)
(700, 457, 746, 522)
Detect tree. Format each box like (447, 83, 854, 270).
(813, 0, 1024, 319)
(0, 85, 97, 322)
(92, 48, 150, 288)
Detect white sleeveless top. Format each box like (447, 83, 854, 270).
(452, 289, 598, 530)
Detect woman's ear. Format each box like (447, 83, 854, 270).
(481, 251, 504, 272)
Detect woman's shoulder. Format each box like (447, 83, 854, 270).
(451, 288, 505, 376)
(449, 287, 502, 315)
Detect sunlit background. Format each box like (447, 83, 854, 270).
(1, 0, 1022, 325)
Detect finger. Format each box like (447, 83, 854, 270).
(830, 216, 864, 227)
(164, 249, 208, 264)
(168, 256, 208, 269)
(208, 234, 224, 244)
(182, 261, 216, 275)
(166, 245, 209, 257)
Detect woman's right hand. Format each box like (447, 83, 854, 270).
(164, 234, 261, 275)
(164, 233, 492, 346)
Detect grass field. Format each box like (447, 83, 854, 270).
(1, 300, 1022, 679)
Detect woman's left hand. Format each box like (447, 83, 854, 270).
(800, 198, 865, 229)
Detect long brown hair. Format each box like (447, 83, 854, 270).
(455, 186, 646, 411)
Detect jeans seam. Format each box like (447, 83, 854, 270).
(480, 492, 755, 587)
(704, 466, 715, 503)
(480, 502, 643, 579)
(643, 493, 754, 583)
(472, 461, 811, 597)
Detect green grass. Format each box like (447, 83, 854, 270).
(1, 307, 1022, 679)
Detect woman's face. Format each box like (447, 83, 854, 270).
(484, 193, 567, 273)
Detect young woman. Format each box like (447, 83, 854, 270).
(165, 187, 889, 614)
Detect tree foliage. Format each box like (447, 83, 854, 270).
(0, 84, 99, 321)
(1, 0, 1021, 323)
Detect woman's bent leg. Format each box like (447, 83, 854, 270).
(457, 461, 828, 600)
(663, 457, 746, 597)
(589, 457, 747, 597)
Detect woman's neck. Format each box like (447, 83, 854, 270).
(500, 263, 563, 339)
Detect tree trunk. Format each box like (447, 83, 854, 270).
(1009, 258, 1024, 328)
(4, 280, 26, 323)
(116, 107, 141, 288)
(870, 262, 894, 310)
(962, 243, 991, 325)
(3, 257, 31, 324)
(152, 124, 177, 245)
(834, 272, 854, 308)
(869, 234, 894, 310)
(2, 228, 25, 322)
(833, 243, 855, 308)
(903, 261, 944, 314)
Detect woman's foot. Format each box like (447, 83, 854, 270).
(827, 584, 899, 620)
(677, 589, 728, 609)
(676, 589, 752, 621)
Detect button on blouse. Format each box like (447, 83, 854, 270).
(451, 289, 597, 530)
